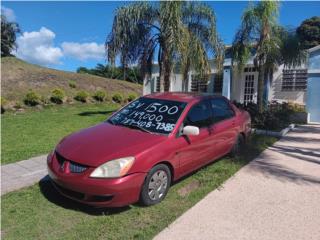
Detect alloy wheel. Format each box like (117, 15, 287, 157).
(148, 170, 168, 201)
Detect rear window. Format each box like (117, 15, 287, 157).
(108, 97, 187, 134)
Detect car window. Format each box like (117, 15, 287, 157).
(184, 101, 212, 128)
(210, 98, 235, 123)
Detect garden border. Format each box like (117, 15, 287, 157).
(252, 124, 295, 137)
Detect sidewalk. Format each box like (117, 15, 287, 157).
(1, 154, 47, 195)
(155, 124, 320, 240)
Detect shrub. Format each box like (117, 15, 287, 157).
(1, 97, 7, 114)
(74, 91, 89, 103)
(233, 100, 304, 131)
(24, 91, 41, 106)
(127, 93, 138, 102)
(68, 81, 76, 88)
(40, 96, 50, 105)
(112, 92, 123, 103)
(50, 88, 65, 104)
(14, 101, 23, 109)
(93, 90, 106, 102)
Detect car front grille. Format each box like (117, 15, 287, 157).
(69, 162, 88, 173)
(55, 151, 88, 173)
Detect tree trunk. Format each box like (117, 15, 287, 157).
(159, 50, 171, 92)
(123, 66, 127, 81)
(182, 60, 190, 92)
(163, 59, 171, 92)
(257, 64, 265, 113)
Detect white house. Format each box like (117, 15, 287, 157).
(143, 45, 320, 123)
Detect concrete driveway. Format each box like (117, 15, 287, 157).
(155, 124, 320, 240)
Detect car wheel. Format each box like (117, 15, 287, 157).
(140, 164, 171, 206)
(230, 134, 245, 157)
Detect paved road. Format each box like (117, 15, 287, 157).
(1, 155, 47, 195)
(154, 124, 320, 240)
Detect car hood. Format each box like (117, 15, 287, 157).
(56, 122, 166, 167)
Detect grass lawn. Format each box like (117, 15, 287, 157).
(1, 135, 277, 240)
(1, 103, 119, 164)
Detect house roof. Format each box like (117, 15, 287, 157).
(308, 45, 320, 53)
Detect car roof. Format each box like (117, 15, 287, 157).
(144, 92, 225, 103)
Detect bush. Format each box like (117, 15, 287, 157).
(68, 81, 76, 88)
(127, 93, 138, 102)
(234, 101, 296, 131)
(14, 101, 23, 110)
(93, 90, 106, 102)
(1, 97, 7, 114)
(74, 91, 89, 103)
(112, 92, 123, 103)
(40, 96, 50, 105)
(24, 91, 41, 106)
(50, 88, 65, 104)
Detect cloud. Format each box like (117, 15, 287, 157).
(13, 25, 105, 66)
(62, 42, 105, 61)
(15, 27, 63, 66)
(1, 6, 16, 21)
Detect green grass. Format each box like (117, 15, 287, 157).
(1, 103, 119, 164)
(1, 135, 277, 240)
(1, 56, 141, 103)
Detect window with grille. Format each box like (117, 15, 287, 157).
(244, 67, 257, 72)
(244, 74, 255, 104)
(155, 76, 169, 92)
(282, 69, 307, 91)
(191, 75, 208, 92)
(213, 73, 223, 94)
(156, 76, 160, 92)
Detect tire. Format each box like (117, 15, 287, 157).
(140, 164, 171, 206)
(230, 134, 245, 157)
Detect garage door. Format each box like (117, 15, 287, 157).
(307, 76, 320, 123)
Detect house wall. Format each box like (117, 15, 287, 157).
(143, 76, 152, 95)
(145, 55, 312, 106)
(309, 48, 320, 71)
(170, 74, 183, 92)
(222, 68, 231, 99)
(306, 47, 320, 123)
(147, 66, 222, 95)
(269, 64, 306, 104)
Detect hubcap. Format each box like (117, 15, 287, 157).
(148, 170, 168, 201)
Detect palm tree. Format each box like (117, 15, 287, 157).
(1, 15, 21, 57)
(179, 2, 224, 88)
(232, 1, 306, 112)
(106, 1, 222, 92)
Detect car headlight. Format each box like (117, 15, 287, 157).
(90, 157, 135, 178)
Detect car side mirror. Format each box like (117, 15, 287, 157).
(182, 126, 199, 136)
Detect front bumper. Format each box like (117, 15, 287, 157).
(47, 153, 147, 207)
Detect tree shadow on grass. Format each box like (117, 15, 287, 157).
(39, 176, 131, 216)
(78, 110, 116, 117)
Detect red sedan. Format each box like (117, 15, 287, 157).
(47, 92, 251, 207)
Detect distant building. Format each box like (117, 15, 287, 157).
(143, 45, 320, 123)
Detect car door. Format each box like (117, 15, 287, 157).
(174, 100, 214, 177)
(206, 98, 238, 160)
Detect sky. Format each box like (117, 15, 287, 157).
(1, 1, 320, 72)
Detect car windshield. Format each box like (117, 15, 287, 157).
(108, 97, 187, 135)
